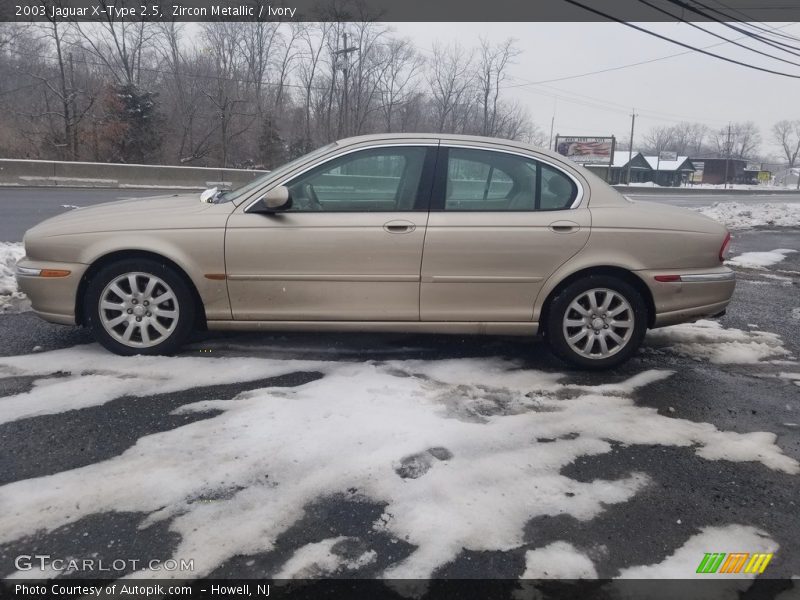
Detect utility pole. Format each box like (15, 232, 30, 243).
(723, 122, 732, 190)
(548, 99, 557, 150)
(626, 109, 637, 185)
(334, 32, 358, 137)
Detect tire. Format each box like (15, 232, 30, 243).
(83, 258, 195, 356)
(545, 275, 648, 370)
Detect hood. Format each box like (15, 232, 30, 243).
(25, 193, 228, 238)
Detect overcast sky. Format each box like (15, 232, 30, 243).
(392, 22, 800, 159)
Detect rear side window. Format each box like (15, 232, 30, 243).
(540, 164, 578, 210)
(438, 147, 577, 211)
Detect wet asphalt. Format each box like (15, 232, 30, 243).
(0, 210, 798, 589)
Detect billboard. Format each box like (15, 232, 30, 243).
(659, 151, 678, 161)
(555, 136, 614, 164)
(690, 161, 705, 183)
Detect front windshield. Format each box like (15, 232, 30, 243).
(220, 142, 338, 204)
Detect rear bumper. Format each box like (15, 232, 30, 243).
(639, 266, 736, 328)
(15, 257, 86, 325)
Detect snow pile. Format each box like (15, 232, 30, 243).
(614, 526, 777, 599)
(698, 202, 800, 229)
(646, 320, 792, 364)
(0, 242, 29, 314)
(274, 537, 377, 579)
(727, 248, 797, 270)
(0, 349, 796, 580)
(521, 541, 597, 579)
(0, 346, 329, 424)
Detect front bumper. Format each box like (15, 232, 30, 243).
(639, 266, 736, 328)
(15, 257, 88, 325)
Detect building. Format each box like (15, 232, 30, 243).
(582, 151, 652, 184)
(688, 157, 747, 185)
(642, 155, 695, 187)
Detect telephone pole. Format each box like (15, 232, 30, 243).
(626, 109, 637, 185)
(723, 122, 732, 190)
(334, 32, 358, 137)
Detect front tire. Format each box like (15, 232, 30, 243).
(84, 258, 195, 356)
(545, 275, 647, 370)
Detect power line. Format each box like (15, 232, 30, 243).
(503, 22, 800, 88)
(664, 0, 800, 56)
(635, 0, 800, 67)
(563, 0, 800, 79)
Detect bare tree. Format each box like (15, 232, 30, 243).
(772, 119, 800, 168)
(669, 121, 707, 156)
(642, 125, 675, 156)
(375, 38, 421, 133)
(154, 22, 216, 164)
(0, 19, 544, 165)
(73, 8, 158, 87)
(709, 122, 761, 159)
(427, 42, 475, 133)
(476, 37, 520, 137)
(201, 22, 255, 167)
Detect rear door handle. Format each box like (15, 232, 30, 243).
(383, 220, 416, 234)
(549, 220, 580, 233)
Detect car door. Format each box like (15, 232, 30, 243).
(420, 145, 591, 322)
(225, 143, 437, 321)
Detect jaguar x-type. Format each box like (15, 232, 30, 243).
(16, 134, 734, 369)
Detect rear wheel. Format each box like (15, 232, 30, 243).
(84, 258, 195, 356)
(545, 275, 647, 370)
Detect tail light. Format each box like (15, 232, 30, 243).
(719, 232, 731, 262)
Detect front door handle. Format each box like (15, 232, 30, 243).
(549, 220, 580, 233)
(383, 220, 416, 234)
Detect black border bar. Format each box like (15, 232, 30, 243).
(2, 578, 799, 600)
(2, 0, 800, 23)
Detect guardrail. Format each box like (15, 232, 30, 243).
(0, 159, 268, 190)
(2, 158, 798, 195)
(614, 185, 799, 195)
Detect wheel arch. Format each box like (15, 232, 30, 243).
(75, 249, 207, 330)
(538, 266, 655, 336)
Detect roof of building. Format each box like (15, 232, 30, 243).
(643, 156, 693, 171)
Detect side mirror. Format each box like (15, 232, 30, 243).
(254, 185, 291, 213)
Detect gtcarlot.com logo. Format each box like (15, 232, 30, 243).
(696, 552, 773, 574)
(15, 554, 194, 573)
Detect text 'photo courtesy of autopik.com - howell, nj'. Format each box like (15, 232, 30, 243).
(2, 1, 800, 599)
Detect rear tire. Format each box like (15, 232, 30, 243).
(83, 258, 195, 356)
(545, 275, 647, 370)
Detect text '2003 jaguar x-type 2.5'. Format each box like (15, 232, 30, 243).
(17, 134, 734, 369)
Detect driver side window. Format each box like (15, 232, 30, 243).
(286, 146, 429, 212)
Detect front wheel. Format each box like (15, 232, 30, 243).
(84, 258, 195, 356)
(545, 275, 648, 370)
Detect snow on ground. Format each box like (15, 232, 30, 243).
(780, 373, 800, 387)
(615, 525, 777, 600)
(727, 249, 797, 269)
(0, 349, 796, 581)
(0, 346, 329, 424)
(619, 183, 790, 191)
(521, 541, 597, 579)
(698, 202, 800, 230)
(618, 524, 776, 579)
(646, 320, 793, 365)
(0, 242, 29, 314)
(274, 537, 377, 579)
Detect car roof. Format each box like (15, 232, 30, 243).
(334, 133, 572, 164)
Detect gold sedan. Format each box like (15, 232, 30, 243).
(16, 134, 734, 369)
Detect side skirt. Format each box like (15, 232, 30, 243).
(206, 320, 539, 336)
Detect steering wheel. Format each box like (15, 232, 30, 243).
(303, 183, 323, 211)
